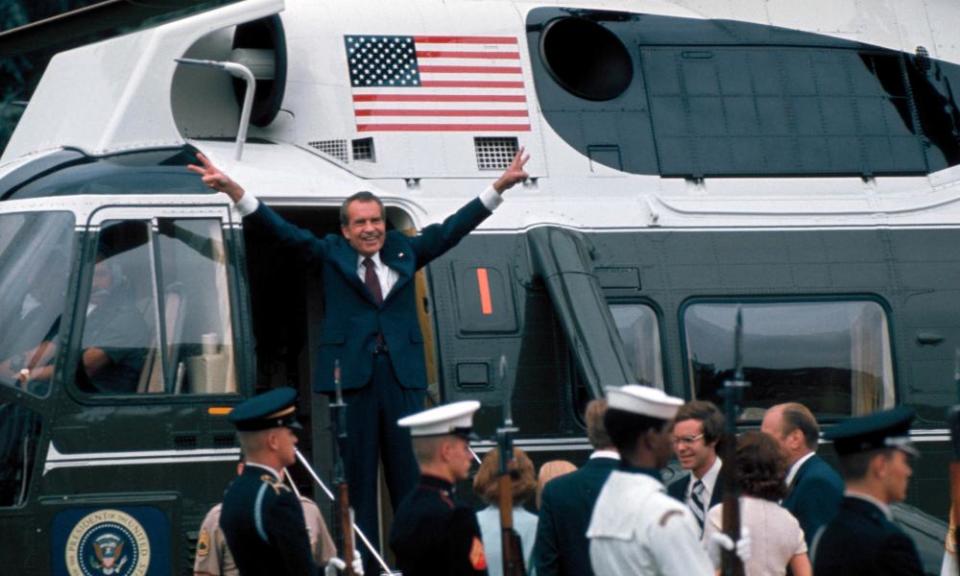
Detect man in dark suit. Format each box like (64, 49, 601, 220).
(190, 149, 529, 571)
(666, 400, 725, 538)
(532, 398, 618, 576)
(812, 406, 923, 576)
(762, 402, 843, 547)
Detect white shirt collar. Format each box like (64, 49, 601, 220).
(845, 491, 893, 521)
(357, 251, 384, 270)
(245, 461, 283, 480)
(691, 456, 723, 498)
(786, 451, 816, 487)
(590, 450, 620, 460)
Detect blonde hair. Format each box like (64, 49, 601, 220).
(472, 447, 537, 505)
(536, 460, 577, 508)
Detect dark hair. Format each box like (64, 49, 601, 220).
(473, 447, 537, 505)
(340, 191, 385, 227)
(585, 399, 613, 450)
(674, 400, 725, 445)
(780, 403, 820, 451)
(736, 431, 787, 501)
(604, 408, 667, 455)
(837, 448, 893, 481)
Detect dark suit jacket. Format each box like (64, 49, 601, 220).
(532, 456, 619, 576)
(220, 466, 317, 576)
(245, 197, 492, 392)
(782, 453, 844, 547)
(812, 496, 923, 576)
(666, 467, 725, 510)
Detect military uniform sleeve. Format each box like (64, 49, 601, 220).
(268, 490, 319, 576)
(194, 508, 224, 576)
(531, 485, 561, 576)
(301, 497, 337, 564)
(450, 506, 490, 576)
(647, 507, 714, 575)
(878, 531, 924, 576)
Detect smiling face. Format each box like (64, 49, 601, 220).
(341, 199, 386, 257)
(672, 418, 717, 477)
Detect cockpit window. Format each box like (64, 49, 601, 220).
(0, 211, 74, 397)
(682, 300, 895, 421)
(0, 147, 211, 201)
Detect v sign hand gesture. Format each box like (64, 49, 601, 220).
(493, 147, 530, 194)
(187, 152, 246, 202)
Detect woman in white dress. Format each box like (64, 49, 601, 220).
(704, 431, 812, 576)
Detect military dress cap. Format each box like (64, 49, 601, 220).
(397, 400, 480, 438)
(229, 387, 303, 431)
(825, 405, 917, 457)
(605, 384, 683, 420)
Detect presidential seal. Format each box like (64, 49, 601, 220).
(65, 509, 151, 576)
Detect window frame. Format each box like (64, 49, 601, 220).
(66, 205, 243, 403)
(677, 294, 899, 423)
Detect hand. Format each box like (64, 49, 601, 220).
(492, 147, 530, 194)
(323, 550, 364, 576)
(186, 152, 246, 202)
(708, 527, 751, 568)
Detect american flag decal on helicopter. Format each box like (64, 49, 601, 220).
(345, 35, 531, 132)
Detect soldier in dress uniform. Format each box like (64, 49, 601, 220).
(389, 401, 489, 576)
(587, 385, 748, 576)
(220, 388, 362, 576)
(811, 406, 923, 576)
(194, 459, 337, 576)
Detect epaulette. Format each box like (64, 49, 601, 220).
(261, 474, 291, 496)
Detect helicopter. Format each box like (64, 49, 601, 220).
(1, 0, 959, 573)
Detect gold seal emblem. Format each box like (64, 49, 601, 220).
(65, 509, 151, 576)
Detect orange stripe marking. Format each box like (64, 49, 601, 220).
(477, 268, 493, 315)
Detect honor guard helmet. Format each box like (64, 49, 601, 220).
(825, 405, 917, 457)
(229, 387, 303, 431)
(398, 400, 480, 438)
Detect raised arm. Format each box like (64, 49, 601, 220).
(188, 152, 246, 203)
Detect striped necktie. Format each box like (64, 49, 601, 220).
(690, 479, 706, 535)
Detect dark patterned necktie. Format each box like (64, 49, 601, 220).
(690, 479, 706, 535)
(363, 257, 384, 305)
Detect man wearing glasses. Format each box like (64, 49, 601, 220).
(667, 400, 726, 539)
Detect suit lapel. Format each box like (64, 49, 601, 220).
(379, 234, 414, 302)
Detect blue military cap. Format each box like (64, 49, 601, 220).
(825, 406, 917, 457)
(229, 387, 303, 432)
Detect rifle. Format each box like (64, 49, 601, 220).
(496, 355, 526, 576)
(331, 359, 357, 576)
(719, 308, 749, 576)
(947, 349, 960, 573)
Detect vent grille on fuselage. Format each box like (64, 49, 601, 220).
(308, 139, 349, 163)
(475, 137, 518, 170)
(352, 137, 376, 162)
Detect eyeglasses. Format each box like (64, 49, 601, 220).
(671, 433, 704, 446)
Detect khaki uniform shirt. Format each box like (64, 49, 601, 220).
(194, 497, 337, 575)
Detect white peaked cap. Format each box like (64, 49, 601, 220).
(397, 400, 481, 437)
(605, 385, 683, 420)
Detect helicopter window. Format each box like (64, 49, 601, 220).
(610, 303, 663, 388)
(153, 218, 236, 395)
(2, 147, 210, 201)
(78, 220, 157, 394)
(0, 403, 41, 507)
(78, 218, 236, 396)
(0, 211, 74, 397)
(682, 300, 894, 421)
